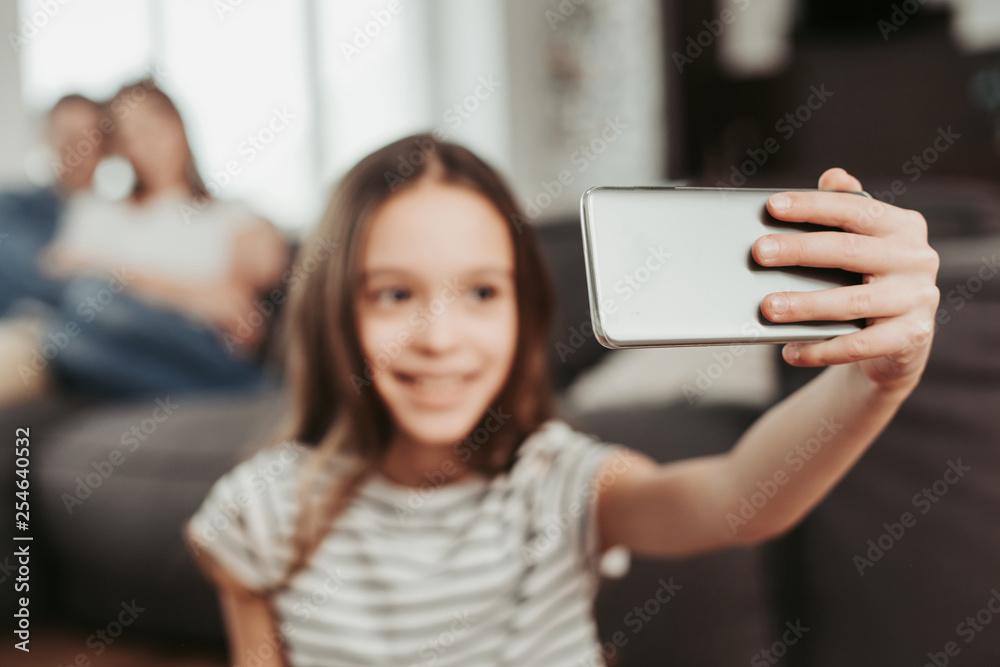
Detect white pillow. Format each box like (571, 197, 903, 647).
(564, 344, 778, 413)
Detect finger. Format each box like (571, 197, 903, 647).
(753, 231, 894, 274)
(761, 281, 926, 323)
(767, 190, 900, 237)
(817, 167, 863, 193)
(781, 317, 934, 367)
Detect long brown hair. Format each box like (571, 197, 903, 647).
(273, 134, 557, 588)
(109, 78, 210, 202)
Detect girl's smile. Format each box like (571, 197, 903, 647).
(390, 369, 480, 410)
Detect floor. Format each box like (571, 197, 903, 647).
(3, 625, 227, 666)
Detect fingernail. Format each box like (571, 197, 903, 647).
(784, 344, 800, 362)
(769, 294, 788, 315)
(757, 237, 779, 260)
(769, 194, 791, 212)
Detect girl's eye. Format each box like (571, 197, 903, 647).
(374, 287, 411, 305)
(468, 285, 497, 302)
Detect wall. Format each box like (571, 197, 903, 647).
(0, 0, 32, 186)
(503, 0, 668, 222)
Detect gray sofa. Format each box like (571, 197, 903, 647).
(2, 181, 998, 665)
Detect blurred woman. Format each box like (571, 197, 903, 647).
(0, 80, 290, 404)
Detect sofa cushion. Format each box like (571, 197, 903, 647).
(35, 387, 287, 642)
(0, 395, 92, 623)
(773, 224, 1000, 664)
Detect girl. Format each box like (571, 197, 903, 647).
(186, 134, 939, 666)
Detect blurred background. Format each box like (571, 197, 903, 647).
(2, 0, 1000, 665)
(0, 0, 667, 231)
(5, 0, 1000, 226)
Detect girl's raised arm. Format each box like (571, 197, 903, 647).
(596, 168, 940, 557)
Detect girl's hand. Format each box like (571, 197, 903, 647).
(753, 168, 940, 391)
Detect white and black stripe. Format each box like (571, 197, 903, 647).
(189, 421, 618, 667)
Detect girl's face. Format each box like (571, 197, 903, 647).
(357, 180, 518, 451)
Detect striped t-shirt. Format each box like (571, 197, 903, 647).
(187, 420, 625, 667)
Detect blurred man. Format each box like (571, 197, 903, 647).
(0, 94, 106, 316)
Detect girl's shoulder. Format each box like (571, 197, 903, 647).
(207, 441, 310, 505)
(519, 419, 592, 450)
(508, 419, 625, 503)
(186, 442, 311, 592)
(507, 420, 626, 574)
(513, 419, 618, 472)
(228, 440, 309, 481)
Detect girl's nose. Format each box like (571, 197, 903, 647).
(413, 302, 460, 354)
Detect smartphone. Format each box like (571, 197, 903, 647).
(579, 186, 867, 349)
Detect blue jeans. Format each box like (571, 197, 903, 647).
(0, 187, 65, 315)
(1, 188, 269, 398)
(42, 276, 271, 399)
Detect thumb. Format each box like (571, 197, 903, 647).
(818, 167, 863, 192)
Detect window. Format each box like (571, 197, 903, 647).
(16, 0, 438, 233)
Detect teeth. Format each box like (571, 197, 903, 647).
(412, 376, 463, 389)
